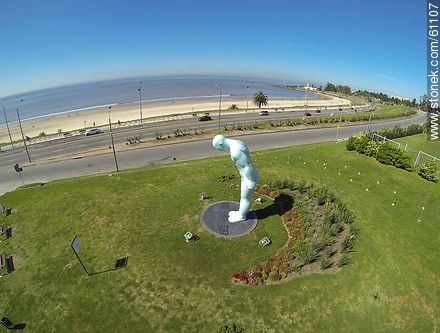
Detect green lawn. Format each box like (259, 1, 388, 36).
(395, 134, 440, 162)
(0, 140, 438, 332)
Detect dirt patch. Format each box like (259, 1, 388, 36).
(94, 216, 109, 226)
(181, 214, 192, 224)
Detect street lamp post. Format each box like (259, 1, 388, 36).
(305, 85, 309, 113)
(0, 102, 14, 148)
(366, 112, 374, 132)
(214, 84, 222, 129)
(245, 85, 250, 112)
(16, 99, 31, 163)
(108, 106, 119, 172)
(336, 114, 343, 140)
(138, 81, 143, 123)
(218, 91, 222, 129)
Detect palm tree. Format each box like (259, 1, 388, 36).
(253, 91, 269, 108)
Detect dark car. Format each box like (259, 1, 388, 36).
(85, 128, 103, 136)
(304, 112, 312, 116)
(338, 108, 343, 111)
(315, 109, 321, 113)
(259, 110, 269, 116)
(198, 115, 212, 121)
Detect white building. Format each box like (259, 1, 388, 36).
(303, 82, 318, 91)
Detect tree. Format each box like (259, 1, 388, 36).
(336, 85, 352, 95)
(420, 94, 430, 111)
(253, 91, 268, 108)
(324, 82, 337, 93)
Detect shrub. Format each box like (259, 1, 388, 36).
(346, 137, 357, 151)
(321, 232, 336, 247)
(418, 161, 439, 182)
(268, 268, 282, 281)
(269, 179, 288, 190)
(324, 209, 342, 226)
(338, 253, 350, 267)
(218, 173, 236, 182)
(294, 240, 318, 265)
(321, 221, 339, 238)
(312, 187, 331, 205)
(341, 232, 356, 252)
(376, 143, 413, 171)
(228, 104, 239, 110)
(340, 208, 355, 225)
(297, 179, 312, 194)
(217, 323, 245, 333)
(364, 140, 384, 157)
(354, 134, 370, 154)
(320, 256, 332, 270)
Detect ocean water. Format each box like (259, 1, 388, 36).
(0, 76, 321, 125)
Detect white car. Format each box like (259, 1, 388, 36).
(85, 128, 103, 136)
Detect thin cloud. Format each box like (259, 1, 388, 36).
(373, 73, 406, 85)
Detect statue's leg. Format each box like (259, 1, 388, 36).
(238, 183, 252, 216)
(228, 180, 252, 223)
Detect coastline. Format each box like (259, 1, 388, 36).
(0, 95, 349, 143)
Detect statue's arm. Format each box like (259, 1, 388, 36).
(242, 165, 257, 189)
(231, 149, 257, 189)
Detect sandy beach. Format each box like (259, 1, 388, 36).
(0, 95, 349, 143)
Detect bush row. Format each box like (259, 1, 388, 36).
(155, 127, 206, 140)
(346, 134, 413, 171)
(346, 133, 439, 182)
(224, 107, 416, 132)
(372, 124, 426, 139)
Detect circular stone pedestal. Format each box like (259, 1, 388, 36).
(201, 201, 258, 238)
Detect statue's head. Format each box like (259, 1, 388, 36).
(212, 134, 228, 151)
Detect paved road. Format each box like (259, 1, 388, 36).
(0, 113, 424, 196)
(0, 106, 369, 165)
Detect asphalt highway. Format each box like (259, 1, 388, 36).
(0, 112, 425, 195)
(0, 106, 369, 165)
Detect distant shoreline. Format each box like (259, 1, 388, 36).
(0, 76, 317, 126)
(0, 94, 350, 143)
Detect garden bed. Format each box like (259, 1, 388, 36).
(232, 180, 356, 285)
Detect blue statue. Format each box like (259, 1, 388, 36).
(212, 135, 259, 223)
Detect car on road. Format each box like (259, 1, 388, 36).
(198, 115, 212, 121)
(304, 112, 312, 116)
(259, 110, 269, 116)
(339, 108, 343, 111)
(315, 109, 321, 113)
(85, 128, 103, 136)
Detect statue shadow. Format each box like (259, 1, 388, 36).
(254, 193, 293, 220)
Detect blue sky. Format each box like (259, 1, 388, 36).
(0, 0, 425, 99)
